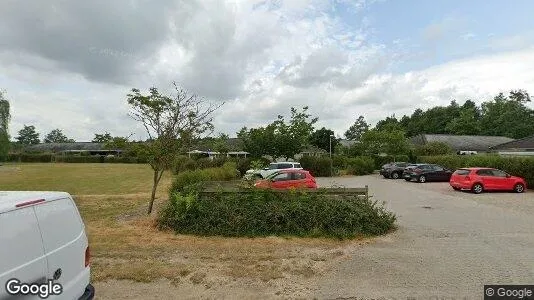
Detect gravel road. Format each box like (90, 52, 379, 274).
(313, 175, 534, 299)
(94, 175, 534, 299)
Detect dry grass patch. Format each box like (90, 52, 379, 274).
(0, 163, 370, 285)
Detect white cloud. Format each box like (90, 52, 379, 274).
(1, 0, 534, 142)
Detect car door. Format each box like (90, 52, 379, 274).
(290, 171, 307, 188)
(270, 172, 292, 189)
(476, 169, 495, 190)
(490, 169, 512, 190)
(422, 165, 437, 181)
(432, 165, 448, 181)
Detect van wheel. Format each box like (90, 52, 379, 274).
(472, 183, 483, 194)
(418, 175, 426, 183)
(391, 172, 400, 179)
(514, 183, 525, 193)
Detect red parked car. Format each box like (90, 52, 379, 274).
(254, 169, 318, 189)
(449, 167, 527, 194)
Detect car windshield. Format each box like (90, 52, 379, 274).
(268, 164, 279, 170)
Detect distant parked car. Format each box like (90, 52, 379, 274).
(449, 167, 527, 194)
(379, 162, 411, 179)
(254, 169, 317, 189)
(245, 162, 303, 179)
(403, 164, 453, 183)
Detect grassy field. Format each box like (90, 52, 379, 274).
(0, 163, 359, 286)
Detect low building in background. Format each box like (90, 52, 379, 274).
(489, 135, 534, 156)
(410, 134, 515, 154)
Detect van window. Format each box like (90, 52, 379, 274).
(33, 198, 84, 254)
(0, 208, 46, 278)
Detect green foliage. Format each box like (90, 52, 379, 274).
(345, 157, 375, 175)
(418, 155, 534, 188)
(157, 189, 396, 239)
(0, 91, 11, 161)
(92, 132, 113, 143)
(298, 155, 333, 177)
(16, 125, 40, 145)
(238, 106, 318, 160)
(104, 136, 129, 150)
(366, 91, 534, 139)
(414, 141, 454, 156)
(309, 127, 338, 152)
(172, 155, 197, 173)
(43, 129, 75, 143)
(345, 115, 369, 141)
(169, 162, 240, 195)
(360, 129, 410, 156)
(6, 153, 53, 163)
(54, 156, 103, 163)
(331, 154, 348, 169)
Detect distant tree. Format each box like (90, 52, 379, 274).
(344, 115, 369, 140)
(127, 82, 223, 214)
(310, 127, 338, 152)
(374, 115, 403, 132)
(238, 106, 318, 160)
(0, 90, 11, 160)
(104, 136, 130, 150)
(445, 108, 481, 135)
(92, 132, 113, 143)
(479, 91, 534, 138)
(16, 125, 40, 145)
(43, 129, 75, 143)
(360, 129, 409, 157)
(213, 133, 230, 154)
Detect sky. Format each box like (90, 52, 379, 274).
(1, 0, 534, 141)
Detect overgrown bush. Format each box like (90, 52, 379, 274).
(157, 189, 396, 239)
(346, 156, 375, 175)
(419, 155, 534, 188)
(298, 155, 333, 177)
(332, 154, 348, 169)
(103, 156, 140, 163)
(6, 153, 54, 163)
(169, 162, 240, 195)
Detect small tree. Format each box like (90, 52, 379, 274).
(16, 125, 40, 145)
(127, 82, 223, 214)
(0, 90, 11, 161)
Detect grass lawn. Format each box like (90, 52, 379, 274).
(0, 163, 359, 286)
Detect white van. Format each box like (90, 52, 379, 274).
(0, 191, 94, 300)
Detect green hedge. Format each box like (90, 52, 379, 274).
(346, 156, 375, 175)
(54, 156, 103, 163)
(157, 189, 396, 239)
(6, 153, 54, 163)
(169, 162, 240, 195)
(419, 155, 534, 188)
(172, 156, 258, 176)
(298, 156, 333, 177)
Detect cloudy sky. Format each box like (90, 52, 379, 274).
(1, 0, 534, 141)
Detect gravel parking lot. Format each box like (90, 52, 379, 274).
(95, 175, 534, 299)
(313, 174, 534, 299)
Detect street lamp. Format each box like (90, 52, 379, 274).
(329, 134, 335, 176)
(329, 134, 335, 158)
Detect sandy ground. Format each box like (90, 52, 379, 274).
(93, 175, 534, 299)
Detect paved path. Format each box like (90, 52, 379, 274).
(313, 175, 534, 299)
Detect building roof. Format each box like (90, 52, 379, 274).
(25, 142, 105, 152)
(338, 139, 359, 147)
(489, 135, 534, 150)
(411, 134, 515, 151)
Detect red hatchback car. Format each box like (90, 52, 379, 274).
(254, 169, 318, 189)
(449, 167, 527, 194)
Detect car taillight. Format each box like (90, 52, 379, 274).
(15, 199, 45, 207)
(85, 246, 90, 268)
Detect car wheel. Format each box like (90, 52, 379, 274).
(513, 183, 525, 193)
(404, 178, 411, 181)
(472, 183, 483, 194)
(418, 175, 426, 183)
(391, 172, 400, 179)
(452, 187, 460, 191)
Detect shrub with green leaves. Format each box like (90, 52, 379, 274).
(419, 155, 534, 188)
(157, 189, 396, 239)
(346, 156, 375, 175)
(169, 162, 240, 195)
(298, 155, 333, 177)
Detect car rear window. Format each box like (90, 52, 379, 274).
(278, 163, 293, 169)
(454, 169, 470, 175)
(293, 163, 302, 168)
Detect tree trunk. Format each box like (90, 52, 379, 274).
(148, 169, 160, 215)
